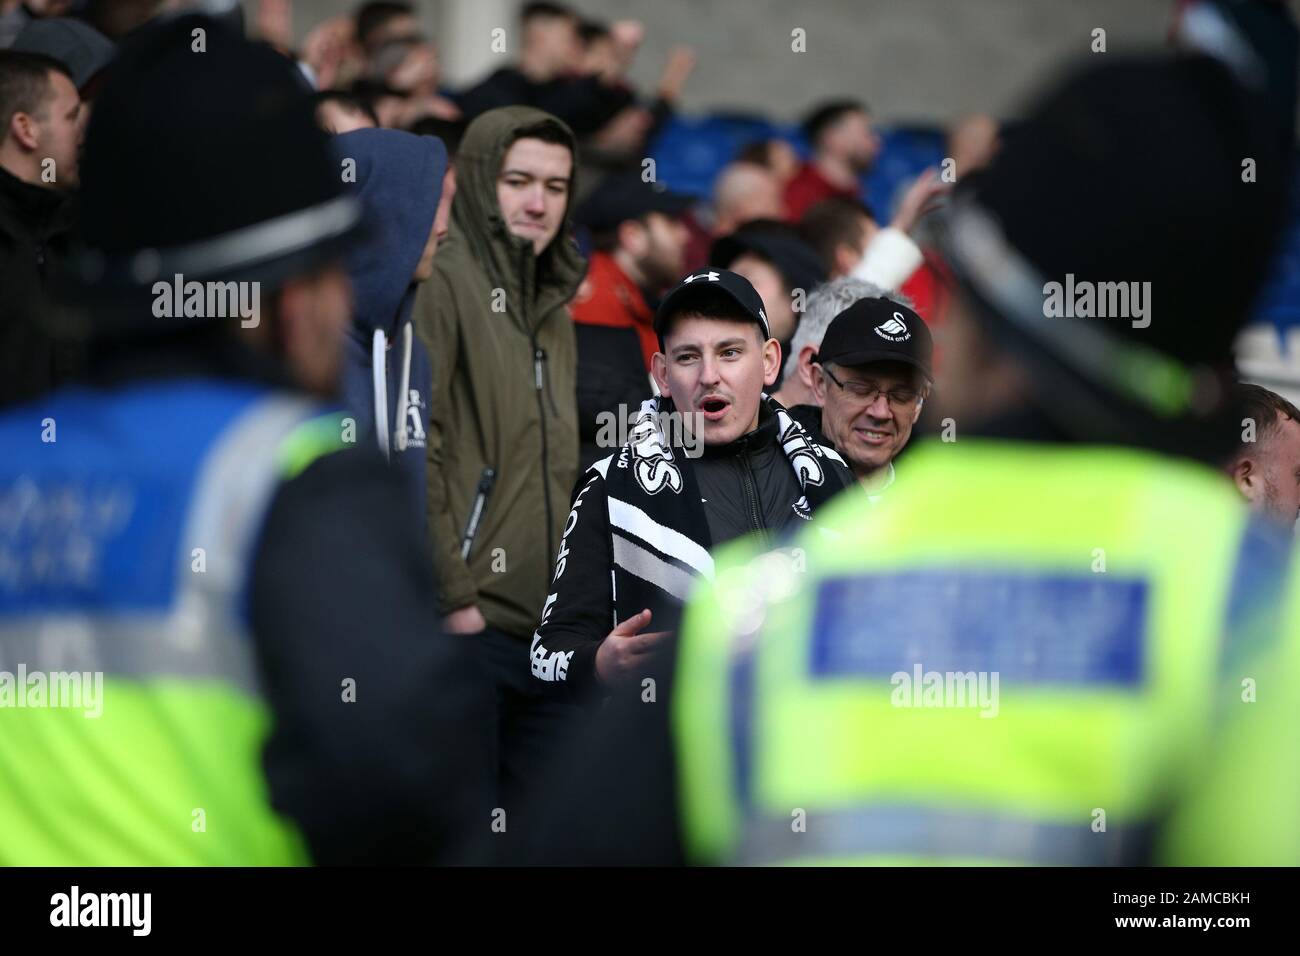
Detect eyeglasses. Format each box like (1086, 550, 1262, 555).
(821, 367, 920, 407)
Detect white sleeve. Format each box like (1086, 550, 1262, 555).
(852, 226, 924, 291)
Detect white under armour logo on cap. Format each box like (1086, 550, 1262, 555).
(683, 271, 720, 283)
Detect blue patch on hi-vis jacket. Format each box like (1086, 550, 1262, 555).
(809, 570, 1148, 686)
(0, 381, 270, 615)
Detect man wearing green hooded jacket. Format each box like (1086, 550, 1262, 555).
(413, 106, 586, 807)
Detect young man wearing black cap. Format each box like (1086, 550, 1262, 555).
(529, 267, 852, 701)
(571, 171, 692, 468)
(807, 297, 934, 497)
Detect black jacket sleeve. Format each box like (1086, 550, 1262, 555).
(528, 466, 614, 701)
(249, 446, 492, 865)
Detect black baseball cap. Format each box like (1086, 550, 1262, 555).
(575, 172, 694, 233)
(813, 298, 933, 382)
(654, 268, 770, 340)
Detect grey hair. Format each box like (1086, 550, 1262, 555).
(783, 277, 914, 382)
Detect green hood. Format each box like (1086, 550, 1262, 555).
(415, 105, 587, 639)
(446, 105, 587, 331)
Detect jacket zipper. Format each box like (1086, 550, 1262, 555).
(522, 247, 553, 590)
(460, 467, 497, 560)
(532, 340, 555, 570)
(535, 345, 561, 416)
(739, 449, 766, 543)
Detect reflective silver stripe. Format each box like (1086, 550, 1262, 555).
(736, 804, 1153, 866)
(78, 195, 361, 285)
(611, 534, 699, 603)
(0, 615, 258, 693)
(1, 394, 319, 694)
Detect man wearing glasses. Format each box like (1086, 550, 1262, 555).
(808, 298, 934, 498)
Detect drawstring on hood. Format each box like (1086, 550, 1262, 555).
(372, 327, 390, 459)
(394, 322, 413, 453)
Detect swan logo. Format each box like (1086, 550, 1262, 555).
(874, 313, 911, 342)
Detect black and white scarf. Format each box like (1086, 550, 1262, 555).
(598, 393, 847, 626)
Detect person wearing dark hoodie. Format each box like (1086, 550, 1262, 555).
(330, 127, 451, 525)
(412, 105, 586, 811)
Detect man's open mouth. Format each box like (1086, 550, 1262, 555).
(700, 396, 730, 421)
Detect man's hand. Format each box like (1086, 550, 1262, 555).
(301, 15, 358, 90)
(889, 167, 951, 235)
(443, 604, 486, 634)
(595, 609, 669, 685)
(657, 46, 697, 103)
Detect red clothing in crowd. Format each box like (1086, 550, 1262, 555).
(569, 250, 657, 369)
(783, 160, 860, 221)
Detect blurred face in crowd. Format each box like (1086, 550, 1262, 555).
(11, 69, 84, 189)
(729, 252, 795, 342)
(823, 108, 880, 171)
(813, 360, 926, 479)
(712, 162, 783, 234)
(523, 13, 581, 78)
(414, 166, 457, 281)
(497, 136, 572, 255)
(1232, 415, 1300, 532)
(653, 315, 781, 446)
(735, 172, 784, 224)
(582, 34, 619, 79)
(364, 12, 420, 54)
(315, 99, 374, 134)
(762, 139, 800, 184)
(622, 211, 689, 290)
(381, 40, 440, 96)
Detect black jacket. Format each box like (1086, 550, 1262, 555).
(0, 165, 78, 406)
(530, 402, 851, 701)
(694, 410, 810, 548)
(453, 68, 630, 136)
